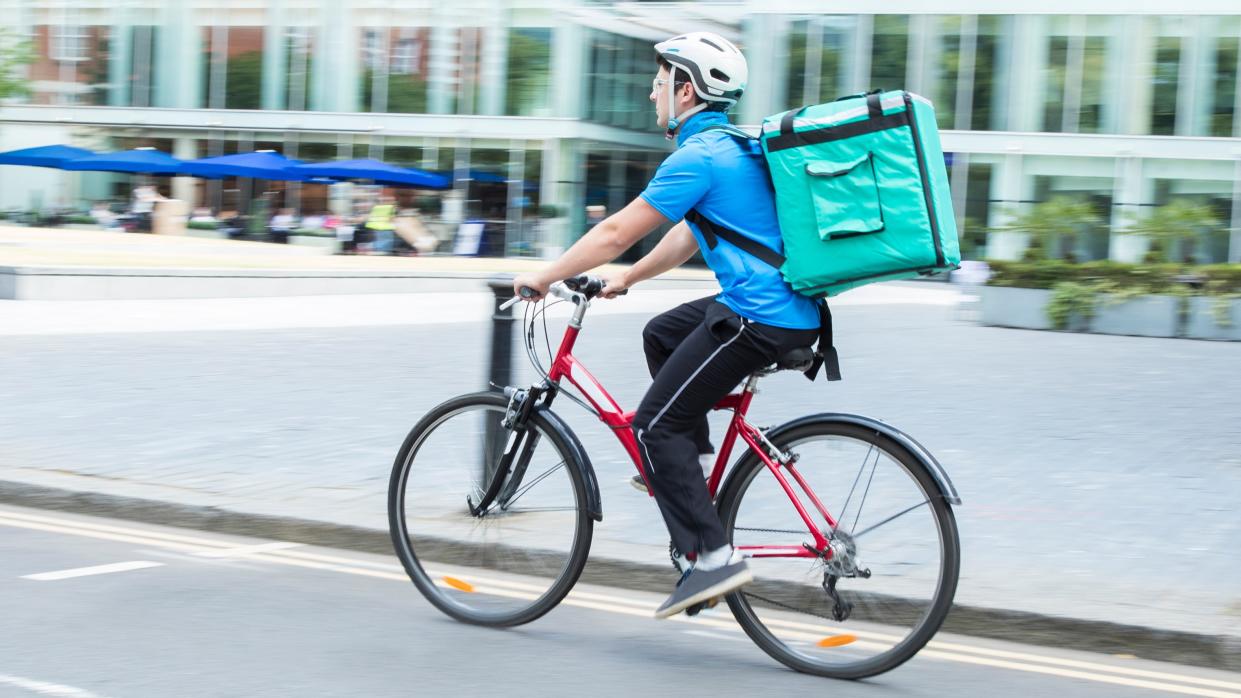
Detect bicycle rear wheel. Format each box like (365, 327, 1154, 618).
(717, 419, 959, 679)
(388, 391, 594, 627)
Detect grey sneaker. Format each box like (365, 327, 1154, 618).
(654, 559, 752, 619)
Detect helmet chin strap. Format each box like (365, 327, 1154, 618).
(664, 65, 708, 140)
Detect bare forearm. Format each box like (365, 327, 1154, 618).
(624, 222, 698, 286)
(536, 220, 633, 285)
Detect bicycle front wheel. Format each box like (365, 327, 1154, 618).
(718, 419, 959, 679)
(388, 391, 594, 627)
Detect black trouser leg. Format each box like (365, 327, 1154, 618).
(633, 301, 818, 556)
(641, 296, 717, 456)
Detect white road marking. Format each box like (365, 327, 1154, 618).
(194, 542, 303, 558)
(0, 672, 109, 697)
(22, 561, 165, 581)
(3, 509, 1239, 696)
(682, 629, 748, 643)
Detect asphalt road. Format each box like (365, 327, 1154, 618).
(0, 292, 1238, 638)
(1, 504, 1238, 698)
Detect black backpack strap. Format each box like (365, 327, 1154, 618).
(804, 299, 842, 382)
(684, 209, 785, 269)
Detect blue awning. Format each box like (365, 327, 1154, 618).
(289, 159, 451, 189)
(467, 169, 508, 184)
(179, 151, 305, 180)
(0, 144, 96, 168)
(62, 148, 184, 175)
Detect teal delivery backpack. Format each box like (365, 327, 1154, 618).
(760, 90, 960, 297)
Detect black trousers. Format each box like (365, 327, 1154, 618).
(633, 296, 819, 556)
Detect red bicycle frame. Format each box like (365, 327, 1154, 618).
(544, 312, 835, 560)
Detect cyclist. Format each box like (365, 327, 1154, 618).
(513, 32, 821, 619)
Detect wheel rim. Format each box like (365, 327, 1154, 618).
(394, 402, 585, 623)
(725, 428, 955, 675)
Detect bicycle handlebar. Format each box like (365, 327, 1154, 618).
(500, 274, 626, 311)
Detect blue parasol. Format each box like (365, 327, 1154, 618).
(179, 150, 306, 180)
(61, 147, 184, 175)
(0, 144, 97, 169)
(289, 159, 451, 189)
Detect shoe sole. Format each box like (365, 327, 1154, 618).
(653, 567, 753, 619)
(629, 476, 650, 494)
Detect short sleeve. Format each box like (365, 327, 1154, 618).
(638, 139, 713, 223)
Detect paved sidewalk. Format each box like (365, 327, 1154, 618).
(0, 227, 1238, 667)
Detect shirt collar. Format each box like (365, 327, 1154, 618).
(675, 111, 729, 147)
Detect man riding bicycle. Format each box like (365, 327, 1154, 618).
(513, 32, 821, 619)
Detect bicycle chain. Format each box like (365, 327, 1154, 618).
(740, 589, 840, 624)
(734, 525, 823, 536)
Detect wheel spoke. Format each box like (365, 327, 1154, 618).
(389, 395, 592, 627)
(849, 499, 931, 539)
(722, 422, 958, 679)
(500, 460, 567, 510)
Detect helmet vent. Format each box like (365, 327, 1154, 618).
(710, 68, 730, 82)
(699, 37, 724, 52)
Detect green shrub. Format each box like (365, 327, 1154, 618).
(187, 220, 219, 230)
(1046, 281, 1098, 330)
(986, 260, 1209, 295)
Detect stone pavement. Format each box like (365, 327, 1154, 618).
(0, 228, 1238, 665)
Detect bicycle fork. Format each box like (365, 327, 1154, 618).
(467, 385, 548, 517)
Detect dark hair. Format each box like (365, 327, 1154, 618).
(655, 56, 697, 99)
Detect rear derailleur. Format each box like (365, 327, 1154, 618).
(818, 530, 870, 622)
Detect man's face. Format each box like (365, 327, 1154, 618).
(650, 65, 694, 129)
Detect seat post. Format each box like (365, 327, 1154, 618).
(743, 373, 762, 393)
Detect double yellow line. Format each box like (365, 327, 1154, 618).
(2, 508, 1238, 697)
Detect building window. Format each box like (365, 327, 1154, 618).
(933, 16, 964, 129)
(1212, 37, 1239, 137)
(870, 15, 909, 91)
(586, 31, 657, 131)
(362, 28, 429, 114)
(1078, 36, 1107, 133)
(1150, 36, 1181, 136)
(392, 36, 421, 76)
(785, 17, 849, 109)
(971, 16, 1001, 131)
(51, 24, 89, 62)
(1043, 36, 1069, 132)
(505, 28, 551, 117)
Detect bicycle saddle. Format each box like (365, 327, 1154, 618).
(771, 346, 815, 373)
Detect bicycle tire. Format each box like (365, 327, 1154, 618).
(388, 391, 594, 627)
(717, 418, 960, 679)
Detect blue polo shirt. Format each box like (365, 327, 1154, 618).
(639, 112, 819, 330)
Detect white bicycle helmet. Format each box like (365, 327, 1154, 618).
(654, 32, 748, 136)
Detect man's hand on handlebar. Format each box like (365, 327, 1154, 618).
(600, 270, 630, 299)
(512, 273, 550, 302)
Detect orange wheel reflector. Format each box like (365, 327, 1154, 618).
(442, 576, 475, 593)
(817, 634, 857, 648)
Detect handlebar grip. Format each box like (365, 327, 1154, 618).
(518, 286, 539, 298)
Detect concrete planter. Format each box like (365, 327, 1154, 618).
(1186, 297, 1241, 341)
(979, 285, 1053, 330)
(1090, 294, 1179, 338)
(289, 234, 340, 254)
(981, 286, 1188, 339)
(185, 227, 226, 240)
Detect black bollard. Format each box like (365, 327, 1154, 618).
(483, 275, 518, 484)
(487, 274, 517, 392)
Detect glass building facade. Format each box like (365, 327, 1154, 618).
(1, 1, 1239, 262)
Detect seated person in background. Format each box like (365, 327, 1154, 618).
(89, 201, 118, 229)
(268, 208, 297, 244)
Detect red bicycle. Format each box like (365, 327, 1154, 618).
(388, 275, 960, 679)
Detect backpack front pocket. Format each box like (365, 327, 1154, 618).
(806, 152, 884, 240)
